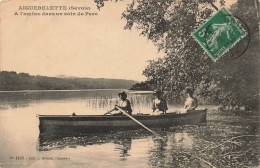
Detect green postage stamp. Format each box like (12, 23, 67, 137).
(192, 8, 246, 61)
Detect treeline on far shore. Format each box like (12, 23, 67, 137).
(0, 71, 137, 91)
(130, 81, 154, 91)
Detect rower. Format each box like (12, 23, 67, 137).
(104, 91, 132, 115)
(184, 87, 198, 112)
(151, 89, 168, 115)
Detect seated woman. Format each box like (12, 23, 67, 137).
(151, 89, 168, 115)
(184, 87, 198, 112)
(105, 91, 132, 115)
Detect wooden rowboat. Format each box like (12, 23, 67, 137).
(38, 109, 207, 135)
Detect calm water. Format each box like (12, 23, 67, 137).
(0, 90, 259, 168)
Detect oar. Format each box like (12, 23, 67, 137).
(115, 106, 163, 139)
(104, 108, 115, 115)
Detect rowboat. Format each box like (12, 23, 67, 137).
(38, 109, 207, 136)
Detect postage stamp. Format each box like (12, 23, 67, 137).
(192, 8, 247, 61)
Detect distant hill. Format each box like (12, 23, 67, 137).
(55, 75, 78, 78)
(0, 71, 137, 91)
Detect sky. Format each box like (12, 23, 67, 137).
(0, 0, 237, 81)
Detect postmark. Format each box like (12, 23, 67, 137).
(218, 16, 250, 60)
(192, 8, 247, 61)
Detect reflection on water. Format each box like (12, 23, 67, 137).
(173, 133, 193, 150)
(0, 90, 160, 114)
(0, 90, 120, 111)
(37, 127, 197, 166)
(147, 131, 196, 168)
(0, 90, 259, 168)
(114, 138, 132, 159)
(37, 130, 142, 152)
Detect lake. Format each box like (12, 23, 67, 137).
(0, 90, 259, 168)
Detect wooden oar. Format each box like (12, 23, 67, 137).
(104, 108, 115, 115)
(115, 106, 163, 139)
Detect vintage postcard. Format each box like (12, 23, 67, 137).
(0, 0, 259, 167)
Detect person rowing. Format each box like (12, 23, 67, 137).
(104, 91, 162, 138)
(151, 89, 168, 115)
(184, 87, 198, 112)
(104, 91, 132, 116)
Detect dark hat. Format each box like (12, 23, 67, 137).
(118, 91, 127, 98)
(153, 89, 163, 95)
(185, 87, 194, 94)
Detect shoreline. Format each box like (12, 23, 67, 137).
(0, 89, 154, 93)
(0, 89, 124, 93)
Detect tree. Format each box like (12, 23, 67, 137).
(122, 0, 218, 99)
(208, 0, 259, 109)
(122, 0, 259, 109)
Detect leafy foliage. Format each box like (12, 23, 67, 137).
(123, 0, 259, 108)
(130, 80, 155, 90)
(208, 0, 260, 109)
(122, 0, 219, 101)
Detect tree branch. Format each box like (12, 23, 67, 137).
(209, 2, 218, 11)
